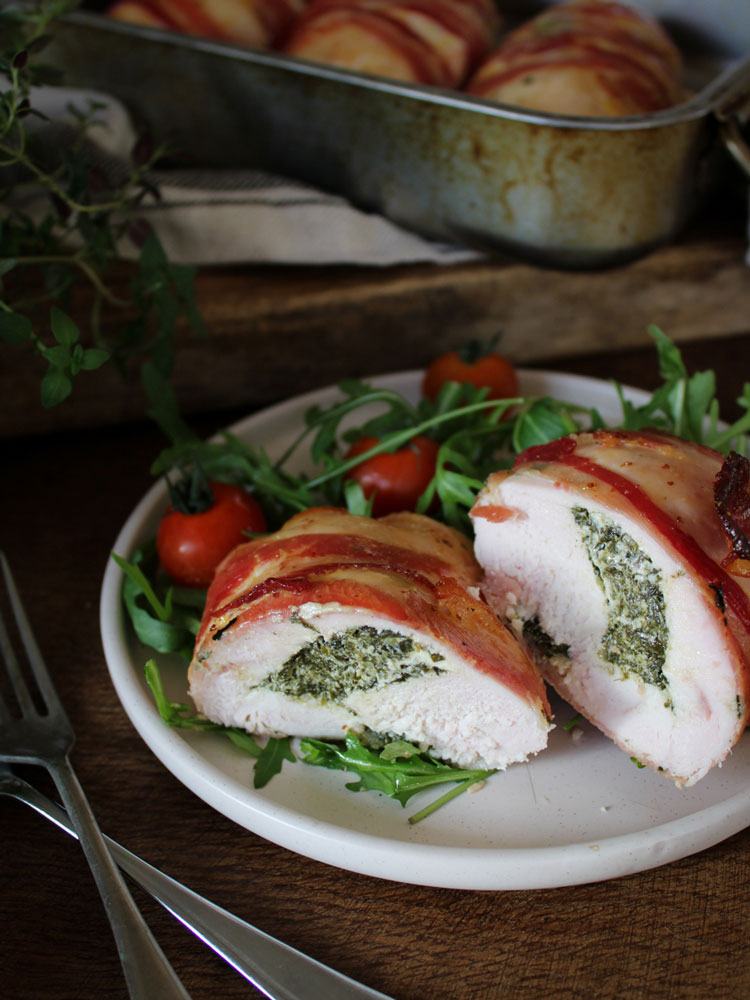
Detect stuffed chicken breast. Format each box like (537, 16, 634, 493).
(466, 0, 684, 116)
(471, 429, 750, 786)
(282, 0, 500, 88)
(189, 507, 551, 769)
(108, 0, 308, 48)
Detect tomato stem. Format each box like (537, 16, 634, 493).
(457, 333, 502, 365)
(166, 459, 215, 515)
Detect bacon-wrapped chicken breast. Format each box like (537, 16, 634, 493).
(107, 0, 173, 28)
(188, 506, 551, 769)
(470, 429, 750, 786)
(107, 0, 308, 48)
(466, 0, 684, 116)
(282, 0, 501, 88)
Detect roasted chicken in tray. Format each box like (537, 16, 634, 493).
(282, 0, 501, 87)
(466, 0, 685, 116)
(108, 0, 309, 48)
(106, 0, 686, 114)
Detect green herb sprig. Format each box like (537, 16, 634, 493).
(0, 1, 205, 407)
(112, 545, 203, 661)
(616, 326, 750, 452)
(145, 659, 295, 789)
(300, 732, 496, 824)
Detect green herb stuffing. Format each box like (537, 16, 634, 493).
(572, 507, 669, 691)
(522, 617, 570, 660)
(265, 626, 445, 703)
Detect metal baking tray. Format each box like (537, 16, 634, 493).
(46, 1, 750, 268)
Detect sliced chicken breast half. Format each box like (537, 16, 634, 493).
(189, 507, 551, 769)
(471, 429, 750, 786)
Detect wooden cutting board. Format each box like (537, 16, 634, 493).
(3, 201, 749, 438)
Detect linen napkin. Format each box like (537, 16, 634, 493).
(14, 87, 484, 268)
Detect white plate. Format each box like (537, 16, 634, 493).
(100, 370, 750, 891)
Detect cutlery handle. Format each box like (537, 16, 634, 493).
(49, 758, 191, 1000)
(21, 776, 393, 1000)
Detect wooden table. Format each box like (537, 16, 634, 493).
(5, 193, 750, 439)
(4, 330, 750, 999)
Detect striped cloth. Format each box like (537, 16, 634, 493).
(17, 87, 483, 268)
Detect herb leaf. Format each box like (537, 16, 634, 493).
(145, 659, 293, 784)
(618, 326, 750, 453)
(145, 659, 261, 743)
(145, 658, 227, 732)
(1, 14, 203, 410)
(113, 546, 202, 659)
(253, 737, 296, 789)
(300, 732, 495, 818)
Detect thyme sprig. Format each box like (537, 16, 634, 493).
(0, 0, 205, 408)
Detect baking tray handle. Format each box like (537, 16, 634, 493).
(716, 76, 750, 179)
(720, 117, 750, 178)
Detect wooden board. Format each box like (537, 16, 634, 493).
(3, 201, 749, 438)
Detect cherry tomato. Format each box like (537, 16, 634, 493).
(344, 435, 439, 518)
(156, 482, 266, 587)
(422, 346, 519, 401)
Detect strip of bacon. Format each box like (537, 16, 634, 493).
(108, 0, 308, 47)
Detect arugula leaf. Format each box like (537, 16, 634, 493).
(617, 326, 750, 453)
(253, 737, 296, 789)
(704, 382, 750, 455)
(342, 476, 373, 517)
(145, 658, 231, 732)
(652, 324, 687, 382)
(511, 398, 582, 453)
(145, 659, 296, 786)
(113, 546, 202, 659)
(299, 732, 495, 820)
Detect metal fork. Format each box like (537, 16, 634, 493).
(0, 762, 395, 1000)
(0, 551, 190, 999)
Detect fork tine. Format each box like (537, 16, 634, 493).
(0, 582, 39, 718)
(0, 551, 65, 718)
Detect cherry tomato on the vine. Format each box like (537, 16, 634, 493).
(156, 481, 266, 588)
(422, 344, 519, 402)
(344, 435, 439, 518)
